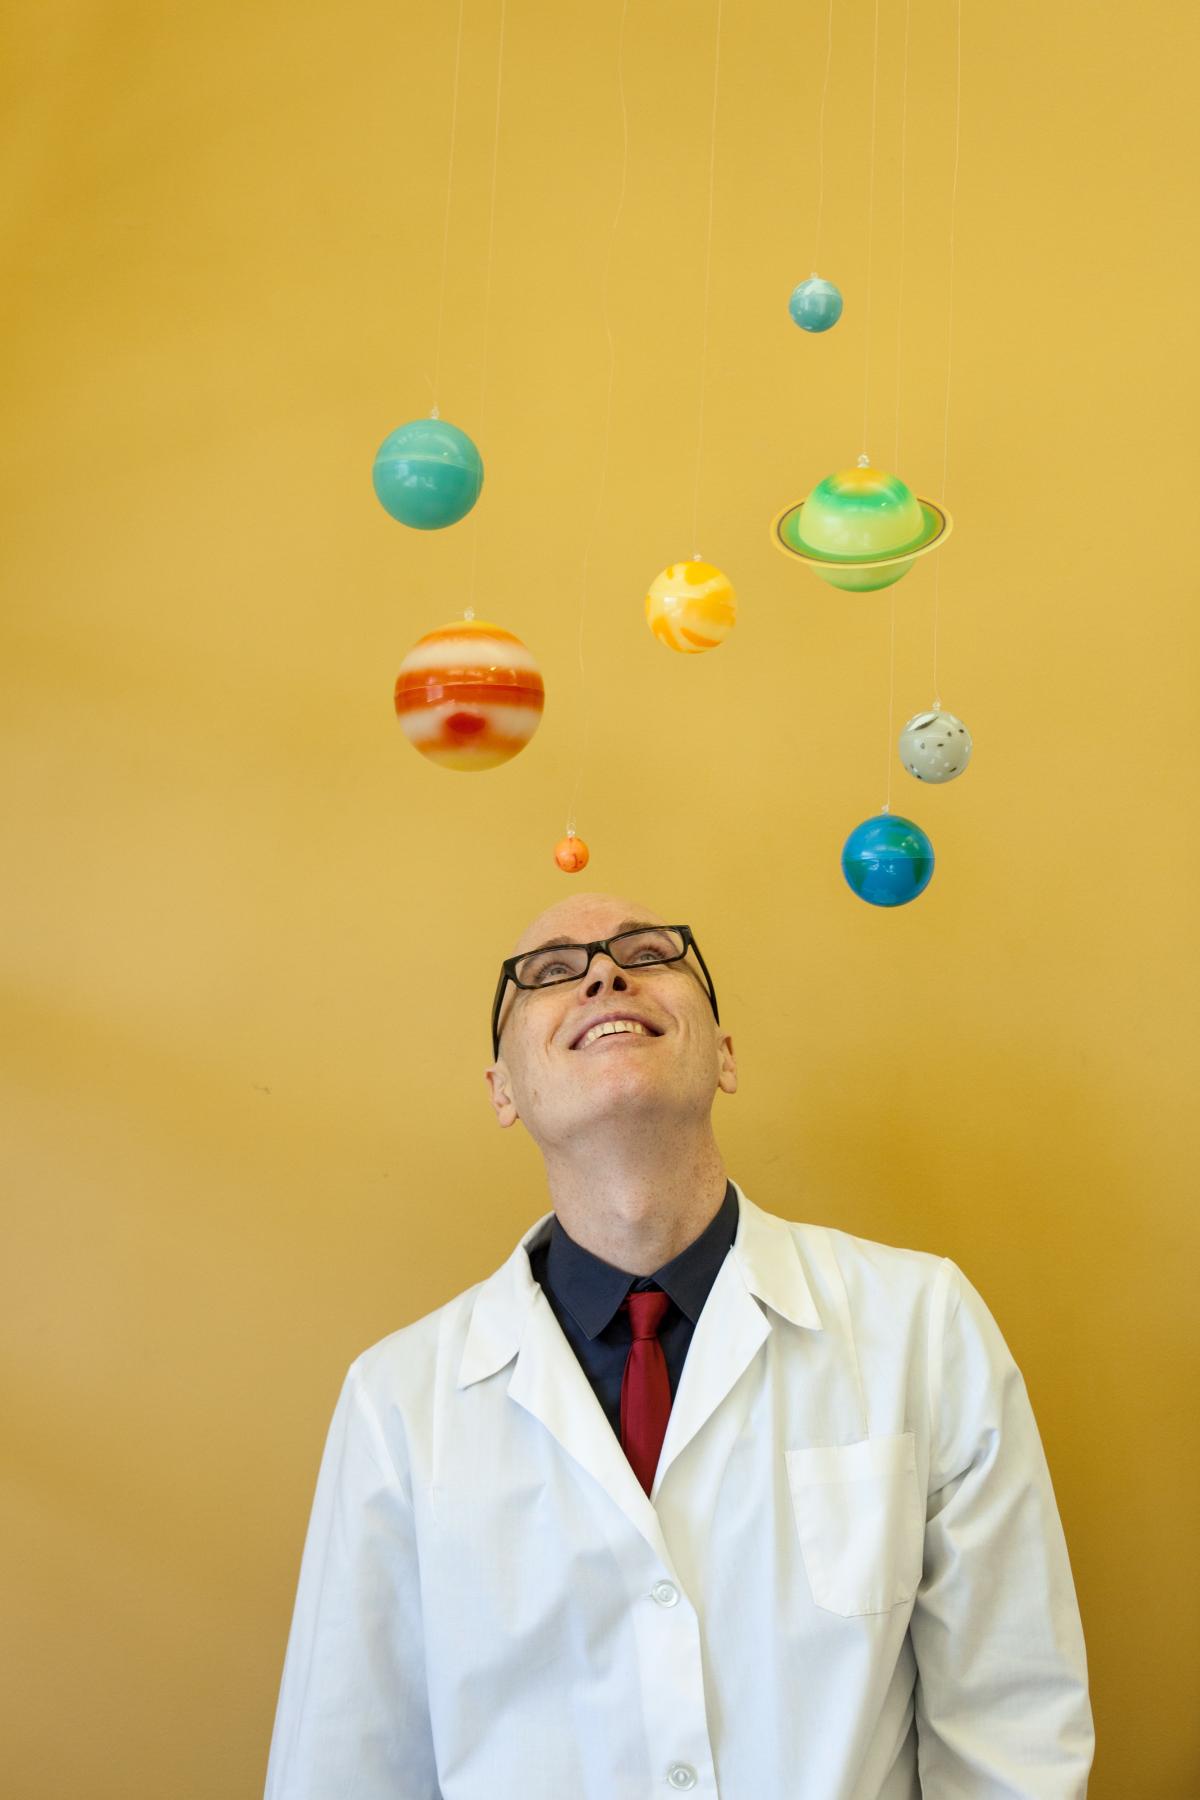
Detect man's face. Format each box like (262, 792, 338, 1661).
(485, 892, 736, 1146)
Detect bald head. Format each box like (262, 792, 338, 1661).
(493, 891, 718, 1066)
(486, 889, 735, 1157)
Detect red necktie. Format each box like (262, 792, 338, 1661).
(619, 1290, 672, 1497)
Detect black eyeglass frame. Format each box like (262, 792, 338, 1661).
(490, 924, 720, 1061)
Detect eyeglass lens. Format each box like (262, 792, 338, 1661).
(515, 927, 686, 989)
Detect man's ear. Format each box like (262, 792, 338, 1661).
(485, 1060, 520, 1128)
(717, 1032, 737, 1096)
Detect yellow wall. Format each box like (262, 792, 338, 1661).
(3, 1, 1197, 1792)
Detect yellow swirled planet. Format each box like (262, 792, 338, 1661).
(645, 560, 737, 653)
(771, 462, 951, 592)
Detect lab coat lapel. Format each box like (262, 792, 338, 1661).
(458, 1186, 823, 1557)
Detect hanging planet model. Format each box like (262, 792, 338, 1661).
(553, 834, 590, 873)
(394, 619, 543, 770)
(645, 560, 737, 653)
(841, 813, 935, 907)
(788, 275, 843, 332)
(772, 462, 951, 592)
(372, 418, 484, 529)
(899, 709, 973, 783)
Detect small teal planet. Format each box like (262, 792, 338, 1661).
(372, 418, 484, 530)
(842, 813, 934, 907)
(788, 276, 843, 333)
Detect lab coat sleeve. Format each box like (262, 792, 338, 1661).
(910, 1260, 1095, 1798)
(263, 1359, 441, 1800)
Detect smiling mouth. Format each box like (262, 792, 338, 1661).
(573, 1019, 661, 1050)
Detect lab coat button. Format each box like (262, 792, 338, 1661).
(651, 1580, 679, 1607)
(666, 1766, 697, 1789)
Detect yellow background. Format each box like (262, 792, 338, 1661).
(3, 0, 1197, 1793)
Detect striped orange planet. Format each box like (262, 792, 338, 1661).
(394, 619, 544, 771)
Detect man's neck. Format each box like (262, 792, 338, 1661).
(541, 1129, 729, 1276)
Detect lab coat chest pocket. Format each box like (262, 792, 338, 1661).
(785, 1432, 924, 1617)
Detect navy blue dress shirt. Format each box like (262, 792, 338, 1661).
(527, 1179, 739, 1443)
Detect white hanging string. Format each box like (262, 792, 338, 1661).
(892, 0, 912, 474)
(884, 591, 898, 812)
(566, 0, 631, 840)
(468, 0, 509, 615)
(884, 0, 912, 816)
(812, 0, 835, 271)
(860, 0, 881, 460)
(430, 0, 467, 416)
(931, 0, 963, 711)
(690, 0, 725, 558)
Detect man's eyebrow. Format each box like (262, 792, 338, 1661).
(521, 919, 663, 955)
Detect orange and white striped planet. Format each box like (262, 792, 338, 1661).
(394, 619, 544, 771)
(645, 560, 737, 653)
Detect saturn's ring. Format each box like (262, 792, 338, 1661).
(771, 497, 953, 569)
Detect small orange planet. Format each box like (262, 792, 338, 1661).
(554, 834, 590, 874)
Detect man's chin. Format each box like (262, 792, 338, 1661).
(538, 1082, 706, 1146)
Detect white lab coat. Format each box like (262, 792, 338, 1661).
(264, 1185, 1094, 1798)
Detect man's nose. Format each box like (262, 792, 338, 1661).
(584, 956, 628, 999)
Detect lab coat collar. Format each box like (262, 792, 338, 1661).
(456, 1183, 822, 1558)
(459, 1182, 820, 1393)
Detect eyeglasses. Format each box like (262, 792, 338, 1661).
(490, 924, 719, 1060)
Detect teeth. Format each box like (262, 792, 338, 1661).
(579, 1019, 649, 1049)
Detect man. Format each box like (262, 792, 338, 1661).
(264, 892, 1094, 1798)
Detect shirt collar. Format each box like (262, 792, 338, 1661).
(543, 1179, 739, 1338)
